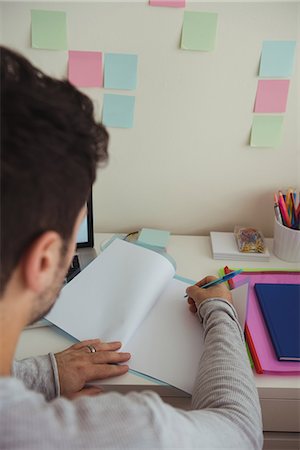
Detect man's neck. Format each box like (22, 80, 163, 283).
(0, 309, 25, 375)
(0, 283, 31, 376)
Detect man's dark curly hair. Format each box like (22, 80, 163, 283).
(0, 46, 109, 292)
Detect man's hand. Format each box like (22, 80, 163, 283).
(186, 276, 232, 313)
(54, 339, 130, 399)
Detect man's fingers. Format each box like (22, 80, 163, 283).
(89, 363, 129, 381)
(186, 275, 219, 297)
(96, 341, 122, 352)
(195, 276, 218, 288)
(92, 351, 131, 365)
(186, 285, 199, 298)
(72, 339, 122, 353)
(71, 339, 102, 351)
(189, 303, 197, 313)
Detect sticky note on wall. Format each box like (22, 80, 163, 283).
(104, 53, 138, 90)
(31, 10, 67, 50)
(149, 0, 186, 7)
(254, 80, 290, 113)
(181, 11, 218, 52)
(259, 41, 296, 78)
(68, 51, 103, 87)
(250, 115, 284, 148)
(102, 94, 135, 129)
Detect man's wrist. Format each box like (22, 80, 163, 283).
(49, 352, 61, 397)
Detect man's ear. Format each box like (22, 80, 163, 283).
(21, 231, 63, 294)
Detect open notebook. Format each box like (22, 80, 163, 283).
(46, 239, 247, 394)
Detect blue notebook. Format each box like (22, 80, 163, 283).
(254, 283, 300, 362)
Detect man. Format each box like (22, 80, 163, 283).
(0, 47, 263, 449)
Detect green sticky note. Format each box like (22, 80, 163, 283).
(102, 94, 135, 129)
(181, 11, 218, 51)
(137, 228, 170, 249)
(250, 115, 284, 148)
(31, 10, 67, 50)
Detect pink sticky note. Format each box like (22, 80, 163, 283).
(149, 0, 185, 7)
(254, 79, 290, 113)
(68, 51, 103, 88)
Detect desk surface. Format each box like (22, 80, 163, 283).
(16, 234, 300, 431)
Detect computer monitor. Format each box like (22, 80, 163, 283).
(76, 193, 94, 248)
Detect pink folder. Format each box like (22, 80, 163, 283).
(232, 272, 300, 374)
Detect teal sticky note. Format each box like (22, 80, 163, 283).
(250, 115, 284, 148)
(102, 94, 135, 129)
(259, 41, 296, 78)
(181, 11, 218, 52)
(104, 53, 138, 90)
(137, 228, 170, 249)
(31, 10, 67, 50)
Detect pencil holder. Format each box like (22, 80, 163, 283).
(273, 218, 300, 263)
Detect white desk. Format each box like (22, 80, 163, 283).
(16, 234, 300, 443)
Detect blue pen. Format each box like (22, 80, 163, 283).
(184, 269, 243, 297)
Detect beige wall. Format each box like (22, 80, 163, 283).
(1, 1, 299, 236)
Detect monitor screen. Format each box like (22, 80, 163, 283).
(76, 193, 94, 248)
(77, 216, 88, 244)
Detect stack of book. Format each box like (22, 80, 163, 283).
(225, 268, 300, 374)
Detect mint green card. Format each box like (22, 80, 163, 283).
(250, 115, 284, 148)
(31, 10, 67, 50)
(137, 228, 170, 249)
(181, 11, 218, 51)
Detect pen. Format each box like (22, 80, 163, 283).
(290, 192, 297, 228)
(274, 193, 283, 225)
(184, 269, 243, 297)
(278, 191, 292, 228)
(286, 188, 293, 221)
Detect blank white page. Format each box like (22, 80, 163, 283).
(124, 278, 204, 394)
(125, 279, 248, 394)
(46, 239, 175, 346)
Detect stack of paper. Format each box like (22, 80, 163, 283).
(210, 232, 270, 262)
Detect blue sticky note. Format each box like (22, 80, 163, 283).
(102, 94, 135, 129)
(137, 228, 170, 249)
(104, 53, 138, 90)
(259, 41, 296, 78)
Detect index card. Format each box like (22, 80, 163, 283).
(181, 11, 218, 52)
(104, 53, 138, 90)
(250, 115, 284, 148)
(102, 94, 135, 129)
(149, 0, 185, 7)
(68, 51, 103, 88)
(259, 41, 296, 78)
(31, 10, 67, 50)
(254, 80, 290, 113)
